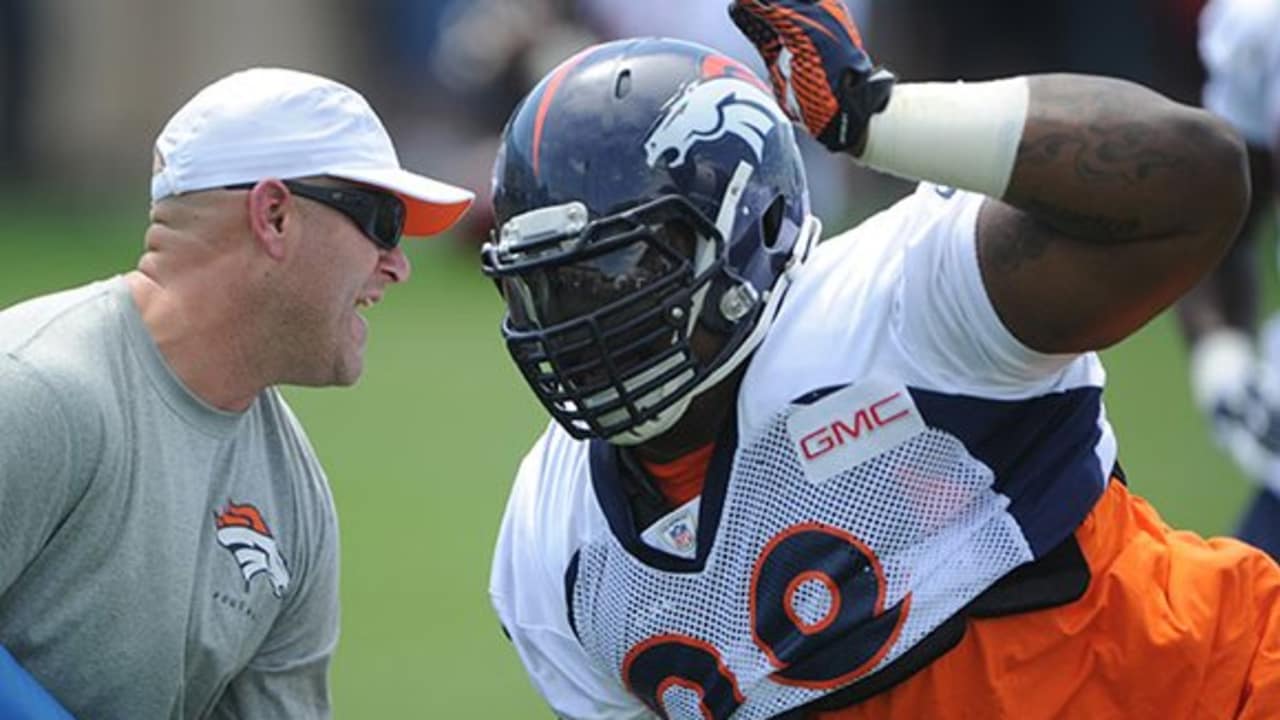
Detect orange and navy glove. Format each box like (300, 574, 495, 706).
(729, 0, 895, 154)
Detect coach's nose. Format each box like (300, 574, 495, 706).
(379, 246, 411, 285)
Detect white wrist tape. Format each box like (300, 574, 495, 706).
(1189, 328, 1256, 410)
(859, 77, 1030, 199)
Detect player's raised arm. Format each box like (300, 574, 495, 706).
(730, 0, 1250, 354)
(975, 76, 1247, 353)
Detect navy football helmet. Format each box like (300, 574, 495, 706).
(483, 38, 816, 444)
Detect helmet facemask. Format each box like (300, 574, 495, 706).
(484, 195, 764, 442)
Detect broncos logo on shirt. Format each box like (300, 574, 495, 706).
(214, 501, 291, 599)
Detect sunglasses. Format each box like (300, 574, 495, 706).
(226, 179, 406, 250)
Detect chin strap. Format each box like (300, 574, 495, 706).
(608, 214, 823, 446)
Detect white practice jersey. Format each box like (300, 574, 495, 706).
(490, 184, 1116, 719)
(1201, 0, 1280, 146)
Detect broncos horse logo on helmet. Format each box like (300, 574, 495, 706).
(483, 38, 817, 444)
(214, 501, 291, 599)
(644, 77, 784, 168)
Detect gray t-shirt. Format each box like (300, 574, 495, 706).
(0, 277, 339, 719)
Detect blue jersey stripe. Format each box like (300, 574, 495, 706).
(910, 387, 1107, 557)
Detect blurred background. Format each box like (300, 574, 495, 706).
(0, 0, 1270, 716)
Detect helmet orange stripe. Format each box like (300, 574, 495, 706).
(532, 46, 597, 178)
(701, 54, 772, 94)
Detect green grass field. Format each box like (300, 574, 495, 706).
(0, 198, 1261, 717)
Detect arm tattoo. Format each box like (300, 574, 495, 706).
(1019, 123, 1186, 186)
(1010, 86, 1195, 242)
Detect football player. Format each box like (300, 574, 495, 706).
(1180, 0, 1280, 558)
(485, 1, 1278, 717)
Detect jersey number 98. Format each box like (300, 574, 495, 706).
(622, 522, 909, 718)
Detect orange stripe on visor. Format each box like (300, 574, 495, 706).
(400, 194, 473, 237)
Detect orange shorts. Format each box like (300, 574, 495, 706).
(812, 480, 1280, 720)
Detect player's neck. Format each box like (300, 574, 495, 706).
(638, 441, 715, 508)
(617, 361, 747, 527)
(632, 369, 743, 465)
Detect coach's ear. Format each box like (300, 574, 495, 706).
(244, 179, 294, 262)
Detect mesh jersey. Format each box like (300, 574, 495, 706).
(1200, 0, 1280, 146)
(489, 185, 1115, 719)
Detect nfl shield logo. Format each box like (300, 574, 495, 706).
(666, 520, 695, 553)
(641, 498, 701, 559)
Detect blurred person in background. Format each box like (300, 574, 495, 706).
(1179, 0, 1280, 558)
(370, 0, 875, 242)
(0, 67, 471, 717)
(0, 0, 32, 185)
(484, 1, 1279, 717)
(870, 0, 1201, 94)
(370, 0, 593, 244)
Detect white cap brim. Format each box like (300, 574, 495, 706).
(328, 166, 475, 237)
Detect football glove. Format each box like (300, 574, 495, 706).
(728, 0, 895, 153)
